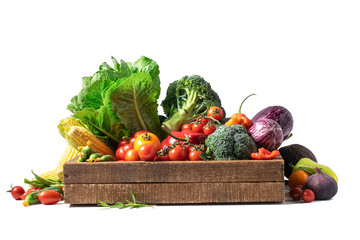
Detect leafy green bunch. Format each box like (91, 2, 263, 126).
(67, 56, 163, 148)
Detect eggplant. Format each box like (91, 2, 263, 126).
(248, 118, 283, 151)
(251, 106, 293, 140)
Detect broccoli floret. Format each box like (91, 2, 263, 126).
(161, 75, 223, 131)
(205, 125, 257, 160)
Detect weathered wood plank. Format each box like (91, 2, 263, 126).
(63, 158, 284, 184)
(64, 182, 285, 205)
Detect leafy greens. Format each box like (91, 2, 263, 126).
(67, 56, 163, 148)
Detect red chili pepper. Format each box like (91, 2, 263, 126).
(160, 130, 187, 148)
(161, 125, 208, 148)
(164, 130, 207, 145)
(251, 148, 280, 160)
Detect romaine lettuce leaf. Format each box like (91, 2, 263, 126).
(66, 56, 162, 147)
(109, 72, 162, 138)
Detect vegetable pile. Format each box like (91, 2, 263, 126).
(10, 55, 338, 206)
(8, 171, 64, 206)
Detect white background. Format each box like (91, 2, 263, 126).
(1, 0, 359, 239)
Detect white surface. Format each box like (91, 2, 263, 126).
(1, 1, 359, 239)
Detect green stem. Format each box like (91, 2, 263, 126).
(239, 93, 256, 113)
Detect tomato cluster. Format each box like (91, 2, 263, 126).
(115, 130, 161, 161)
(167, 145, 203, 161)
(181, 106, 223, 136)
(288, 170, 315, 203)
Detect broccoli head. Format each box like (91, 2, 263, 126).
(161, 75, 223, 131)
(205, 124, 257, 160)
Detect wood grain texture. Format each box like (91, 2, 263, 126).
(63, 158, 284, 184)
(64, 182, 285, 204)
(63, 158, 285, 204)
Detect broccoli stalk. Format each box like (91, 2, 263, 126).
(161, 75, 223, 132)
(163, 88, 199, 131)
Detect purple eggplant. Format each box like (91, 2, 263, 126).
(251, 106, 293, 140)
(248, 118, 283, 151)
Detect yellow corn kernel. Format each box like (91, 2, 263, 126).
(38, 169, 58, 181)
(56, 144, 80, 170)
(65, 126, 114, 156)
(58, 117, 83, 138)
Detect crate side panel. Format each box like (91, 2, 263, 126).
(64, 182, 285, 205)
(64, 159, 284, 184)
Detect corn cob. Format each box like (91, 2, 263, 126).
(36, 144, 80, 183)
(65, 126, 115, 156)
(58, 117, 83, 138)
(56, 144, 80, 169)
(39, 169, 58, 181)
(56, 168, 64, 182)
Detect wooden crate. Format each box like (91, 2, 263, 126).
(63, 158, 285, 205)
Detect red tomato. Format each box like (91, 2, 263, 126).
(38, 190, 61, 205)
(118, 139, 128, 148)
(129, 137, 136, 148)
(197, 117, 208, 125)
(123, 144, 132, 152)
(188, 150, 203, 161)
(302, 189, 315, 203)
(125, 149, 139, 161)
(181, 123, 192, 131)
(188, 146, 197, 152)
(133, 132, 161, 151)
(138, 143, 157, 161)
(168, 146, 187, 161)
(192, 123, 204, 133)
(203, 124, 216, 135)
(10, 186, 25, 200)
(115, 146, 125, 160)
(207, 106, 224, 120)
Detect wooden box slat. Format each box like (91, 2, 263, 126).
(64, 182, 285, 204)
(64, 158, 284, 184)
(63, 158, 285, 205)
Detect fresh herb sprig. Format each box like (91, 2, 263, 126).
(98, 189, 155, 209)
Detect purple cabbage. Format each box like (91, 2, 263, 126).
(251, 106, 293, 140)
(248, 118, 283, 151)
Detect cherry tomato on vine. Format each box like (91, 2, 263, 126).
(181, 123, 192, 131)
(115, 147, 125, 160)
(129, 137, 136, 148)
(134, 132, 161, 151)
(115, 144, 132, 160)
(188, 150, 203, 161)
(169, 146, 187, 161)
(38, 190, 61, 205)
(207, 106, 223, 121)
(192, 123, 204, 133)
(118, 139, 129, 148)
(203, 124, 216, 136)
(138, 143, 157, 161)
(9, 186, 25, 200)
(197, 117, 208, 125)
(125, 149, 139, 161)
(302, 189, 315, 203)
